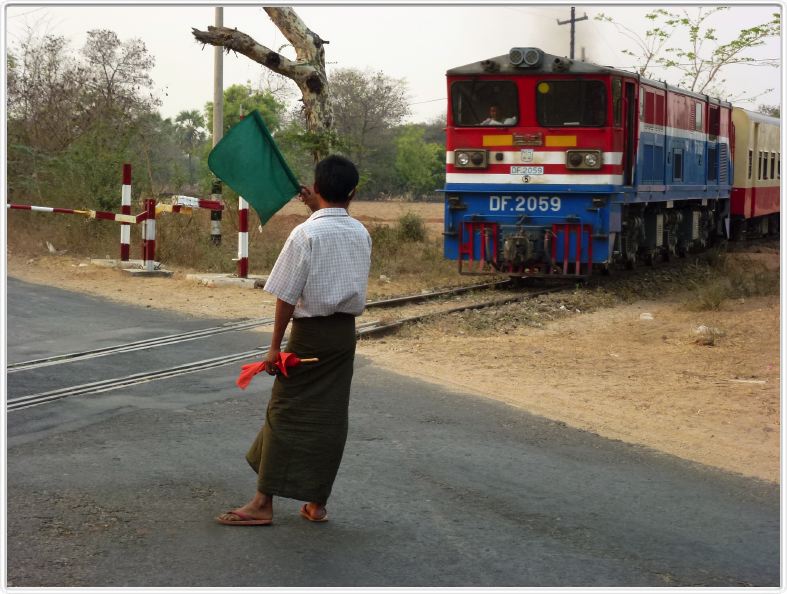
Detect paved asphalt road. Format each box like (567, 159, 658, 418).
(5, 277, 781, 587)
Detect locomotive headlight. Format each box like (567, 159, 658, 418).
(565, 150, 602, 170)
(583, 153, 599, 168)
(454, 149, 488, 169)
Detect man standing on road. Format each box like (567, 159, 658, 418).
(217, 155, 372, 526)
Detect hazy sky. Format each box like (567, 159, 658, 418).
(5, 3, 782, 123)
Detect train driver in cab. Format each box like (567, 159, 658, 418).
(481, 105, 503, 125)
(480, 104, 517, 126)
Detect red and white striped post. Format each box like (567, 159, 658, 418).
(236, 105, 249, 278)
(143, 198, 156, 272)
(120, 164, 132, 261)
(238, 196, 249, 278)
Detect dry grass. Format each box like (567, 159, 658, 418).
(683, 251, 780, 311)
(6, 199, 450, 281)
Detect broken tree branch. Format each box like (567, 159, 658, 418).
(191, 7, 334, 161)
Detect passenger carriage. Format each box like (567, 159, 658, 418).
(729, 108, 780, 239)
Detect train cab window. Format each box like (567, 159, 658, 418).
(536, 80, 606, 127)
(612, 78, 622, 126)
(748, 150, 753, 180)
(450, 80, 519, 127)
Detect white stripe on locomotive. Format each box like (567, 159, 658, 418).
(445, 173, 623, 185)
(446, 151, 623, 165)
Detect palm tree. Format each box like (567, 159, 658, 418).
(175, 109, 206, 185)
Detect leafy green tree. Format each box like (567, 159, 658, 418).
(394, 125, 444, 198)
(204, 83, 286, 139)
(7, 29, 161, 208)
(422, 114, 446, 146)
(274, 114, 342, 185)
(596, 8, 780, 99)
(133, 113, 187, 196)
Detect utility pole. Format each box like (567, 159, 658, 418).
(211, 6, 224, 246)
(557, 6, 588, 60)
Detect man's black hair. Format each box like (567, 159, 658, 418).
(314, 155, 359, 204)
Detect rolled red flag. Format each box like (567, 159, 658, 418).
(236, 352, 319, 389)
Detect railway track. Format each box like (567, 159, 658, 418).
(8, 280, 509, 374)
(7, 283, 560, 412)
(6, 317, 275, 373)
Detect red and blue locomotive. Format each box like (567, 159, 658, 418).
(442, 47, 780, 277)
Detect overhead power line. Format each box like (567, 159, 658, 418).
(409, 97, 445, 106)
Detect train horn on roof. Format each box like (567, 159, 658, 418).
(552, 56, 573, 72)
(509, 47, 543, 68)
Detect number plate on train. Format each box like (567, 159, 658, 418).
(489, 195, 562, 212)
(510, 166, 544, 175)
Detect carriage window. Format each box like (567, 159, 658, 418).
(758, 151, 763, 180)
(748, 150, 753, 180)
(771, 152, 776, 179)
(536, 80, 607, 127)
(655, 94, 665, 125)
(708, 106, 720, 138)
(673, 149, 683, 181)
(695, 102, 703, 130)
(450, 80, 519, 127)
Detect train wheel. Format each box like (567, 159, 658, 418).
(730, 219, 745, 241)
(509, 276, 543, 289)
(768, 214, 780, 237)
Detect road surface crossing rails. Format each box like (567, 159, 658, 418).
(7, 282, 560, 412)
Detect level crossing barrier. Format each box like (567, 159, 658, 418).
(6, 164, 226, 273)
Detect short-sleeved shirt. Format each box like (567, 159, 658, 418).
(264, 207, 372, 318)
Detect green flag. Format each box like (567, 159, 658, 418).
(208, 110, 300, 225)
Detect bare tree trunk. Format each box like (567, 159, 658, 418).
(192, 7, 333, 161)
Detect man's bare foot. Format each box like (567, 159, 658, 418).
(300, 502, 328, 522)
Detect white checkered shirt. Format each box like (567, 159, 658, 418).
(264, 208, 372, 318)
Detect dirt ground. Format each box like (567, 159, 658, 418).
(4, 199, 781, 483)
